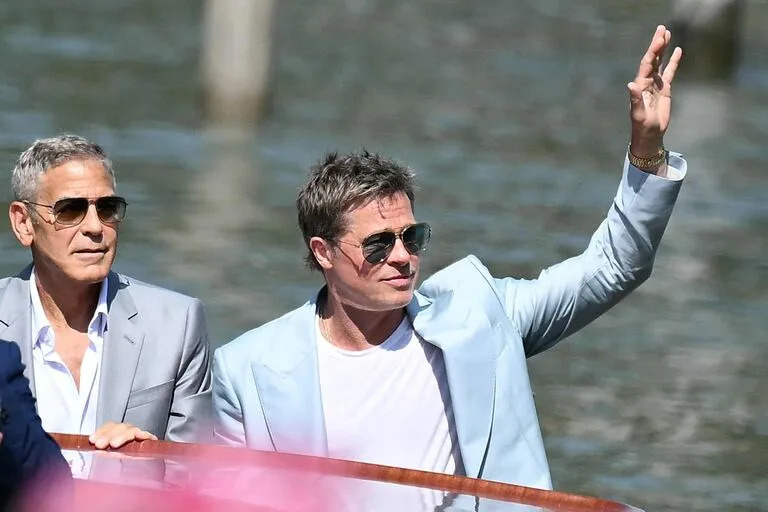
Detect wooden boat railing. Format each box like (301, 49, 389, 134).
(53, 433, 642, 512)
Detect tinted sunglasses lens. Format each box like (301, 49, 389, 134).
(362, 232, 396, 263)
(402, 223, 431, 254)
(96, 197, 127, 223)
(52, 198, 88, 225)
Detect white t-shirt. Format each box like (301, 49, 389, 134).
(317, 316, 464, 510)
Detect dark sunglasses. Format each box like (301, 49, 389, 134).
(340, 222, 431, 264)
(24, 196, 128, 226)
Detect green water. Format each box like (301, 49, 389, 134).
(0, 1, 766, 510)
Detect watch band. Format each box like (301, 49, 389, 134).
(627, 143, 667, 170)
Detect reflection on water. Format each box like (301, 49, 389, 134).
(0, 1, 766, 511)
(158, 125, 275, 321)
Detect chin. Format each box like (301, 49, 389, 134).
(378, 289, 414, 310)
(69, 266, 112, 285)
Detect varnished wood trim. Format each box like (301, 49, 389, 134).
(53, 433, 642, 512)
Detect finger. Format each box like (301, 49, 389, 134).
(90, 421, 118, 441)
(662, 46, 683, 84)
(627, 82, 646, 119)
(109, 433, 134, 449)
(90, 422, 135, 449)
(646, 25, 667, 57)
(91, 435, 111, 450)
(108, 433, 145, 448)
(637, 25, 668, 79)
(651, 54, 661, 74)
(93, 428, 125, 450)
(649, 24, 665, 45)
(90, 422, 119, 449)
(134, 429, 158, 441)
(629, 77, 656, 98)
(656, 28, 673, 73)
(106, 426, 158, 448)
(108, 426, 142, 449)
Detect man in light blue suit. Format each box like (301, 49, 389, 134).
(213, 26, 685, 490)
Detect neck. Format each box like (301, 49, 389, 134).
(34, 268, 101, 333)
(320, 293, 406, 351)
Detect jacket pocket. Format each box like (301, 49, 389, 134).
(126, 379, 174, 409)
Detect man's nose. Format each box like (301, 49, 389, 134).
(79, 203, 104, 234)
(387, 238, 411, 265)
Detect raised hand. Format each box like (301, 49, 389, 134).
(628, 25, 683, 160)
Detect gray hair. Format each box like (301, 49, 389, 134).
(11, 134, 115, 202)
(297, 150, 416, 271)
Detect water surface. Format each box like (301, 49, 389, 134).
(0, 1, 766, 510)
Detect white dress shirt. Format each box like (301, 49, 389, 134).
(29, 269, 108, 436)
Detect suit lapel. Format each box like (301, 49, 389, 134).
(96, 273, 144, 425)
(250, 285, 498, 469)
(251, 294, 327, 456)
(408, 290, 497, 478)
(0, 266, 36, 394)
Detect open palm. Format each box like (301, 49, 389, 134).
(628, 25, 683, 155)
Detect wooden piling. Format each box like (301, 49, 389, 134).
(671, 0, 743, 80)
(202, 0, 275, 124)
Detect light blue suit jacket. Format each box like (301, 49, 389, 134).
(213, 156, 686, 490)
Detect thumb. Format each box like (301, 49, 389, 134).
(627, 82, 643, 104)
(627, 82, 645, 118)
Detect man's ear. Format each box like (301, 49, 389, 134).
(9, 201, 36, 247)
(309, 237, 335, 270)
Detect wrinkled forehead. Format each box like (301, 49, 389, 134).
(37, 158, 115, 199)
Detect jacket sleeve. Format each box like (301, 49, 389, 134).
(212, 348, 247, 446)
(0, 341, 71, 501)
(164, 299, 213, 442)
(496, 155, 686, 357)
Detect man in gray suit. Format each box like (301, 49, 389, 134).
(2, 134, 211, 450)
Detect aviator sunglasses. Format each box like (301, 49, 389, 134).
(339, 222, 431, 264)
(23, 196, 128, 226)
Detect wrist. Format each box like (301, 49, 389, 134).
(629, 136, 664, 158)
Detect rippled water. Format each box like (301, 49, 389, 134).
(1, 1, 766, 510)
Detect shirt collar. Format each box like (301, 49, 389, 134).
(29, 268, 109, 350)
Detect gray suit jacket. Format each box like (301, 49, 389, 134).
(0, 267, 212, 442)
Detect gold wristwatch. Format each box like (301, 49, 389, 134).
(627, 143, 667, 170)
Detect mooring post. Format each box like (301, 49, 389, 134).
(671, 0, 742, 80)
(202, 0, 275, 124)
